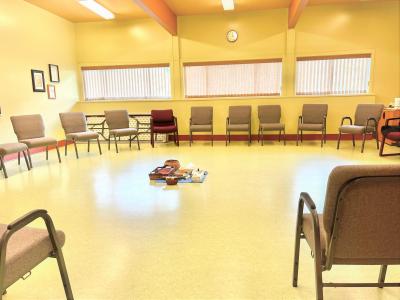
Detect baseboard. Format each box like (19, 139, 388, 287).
(3, 140, 72, 162)
(175, 134, 374, 142)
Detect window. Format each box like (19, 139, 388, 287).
(296, 54, 371, 96)
(82, 64, 171, 100)
(184, 59, 283, 98)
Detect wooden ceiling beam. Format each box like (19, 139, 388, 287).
(132, 0, 177, 35)
(288, 0, 309, 29)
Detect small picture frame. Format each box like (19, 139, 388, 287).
(47, 84, 56, 99)
(31, 69, 46, 92)
(49, 64, 60, 82)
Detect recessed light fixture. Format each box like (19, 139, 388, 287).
(79, 0, 115, 20)
(221, 0, 235, 11)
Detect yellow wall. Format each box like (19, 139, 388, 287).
(73, 1, 399, 135)
(0, 0, 78, 141)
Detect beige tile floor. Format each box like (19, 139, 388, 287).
(0, 139, 399, 300)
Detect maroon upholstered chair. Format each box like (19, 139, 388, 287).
(150, 110, 179, 147)
(379, 117, 400, 156)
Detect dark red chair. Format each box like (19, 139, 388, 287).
(150, 110, 179, 147)
(379, 117, 400, 156)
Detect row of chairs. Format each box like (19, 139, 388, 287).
(0, 164, 399, 299)
(0, 104, 390, 178)
(187, 104, 384, 151)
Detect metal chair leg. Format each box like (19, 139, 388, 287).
(190, 131, 192, 146)
(296, 129, 300, 146)
(211, 131, 213, 146)
(87, 140, 90, 152)
(129, 136, 132, 149)
(18, 152, 20, 165)
(278, 130, 281, 142)
(108, 137, 111, 150)
(114, 135, 118, 153)
(0, 157, 7, 179)
(378, 265, 388, 288)
(65, 142, 68, 156)
(283, 129, 286, 146)
(176, 131, 179, 146)
(73, 140, 79, 159)
(321, 130, 324, 148)
(361, 133, 366, 153)
(27, 149, 33, 168)
(225, 130, 228, 146)
(379, 137, 386, 156)
(292, 217, 302, 288)
(46, 146, 49, 160)
(375, 131, 380, 149)
(301, 130, 303, 142)
(55, 146, 61, 163)
(337, 132, 342, 150)
(261, 129, 264, 146)
(136, 135, 140, 150)
(352, 134, 355, 147)
(97, 138, 102, 155)
(22, 151, 30, 171)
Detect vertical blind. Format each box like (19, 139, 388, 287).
(184, 59, 283, 98)
(296, 54, 371, 95)
(82, 65, 171, 100)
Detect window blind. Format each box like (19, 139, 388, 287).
(82, 65, 171, 100)
(184, 59, 282, 98)
(296, 54, 371, 96)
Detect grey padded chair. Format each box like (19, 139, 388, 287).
(0, 143, 31, 178)
(226, 106, 252, 146)
(104, 110, 140, 153)
(0, 210, 73, 299)
(59, 112, 102, 159)
(293, 165, 400, 300)
(189, 107, 213, 146)
(297, 104, 328, 147)
(10, 114, 61, 167)
(258, 105, 285, 146)
(337, 104, 384, 153)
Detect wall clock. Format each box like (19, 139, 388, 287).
(226, 30, 238, 43)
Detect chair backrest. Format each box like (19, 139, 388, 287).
(151, 110, 174, 125)
(302, 104, 328, 124)
(59, 112, 88, 134)
(258, 105, 281, 124)
(10, 114, 45, 140)
(354, 104, 384, 126)
(105, 110, 130, 130)
(322, 165, 400, 266)
(228, 106, 251, 124)
(191, 107, 213, 125)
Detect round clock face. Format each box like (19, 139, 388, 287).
(226, 30, 238, 43)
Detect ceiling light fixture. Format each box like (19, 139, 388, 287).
(79, 0, 115, 20)
(221, 0, 235, 11)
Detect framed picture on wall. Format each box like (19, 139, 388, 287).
(47, 84, 56, 99)
(31, 69, 45, 92)
(49, 64, 60, 82)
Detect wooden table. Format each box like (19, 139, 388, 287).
(378, 108, 400, 145)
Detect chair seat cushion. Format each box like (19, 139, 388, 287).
(20, 137, 57, 148)
(298, 123, 324, 131)
(260, 123, 285, 130)
(302, 214, 327, 264)
(66, 131, 99, 141)
(109, 128, 138, 137)
(0, 224, 65, 288)
(227, 124, 249, 131)
(190, 124, 212, 132)
(152, 125, 177, 133)
(0, 143, 28, 156)
(385, 132, 400, 141)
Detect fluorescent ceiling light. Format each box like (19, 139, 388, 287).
(221, 0, 235, 11)
(79, 0, 115, 20)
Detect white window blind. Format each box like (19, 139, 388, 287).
(296, 54, 371, 96)
(184, 59, 282, 98)
(82, 64, 171, 100)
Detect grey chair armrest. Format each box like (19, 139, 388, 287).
(365, 117, 377, 128)
(7, 209, 48, 232)
(340, 116, 353, 126)
(296, 193, 323, 265)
